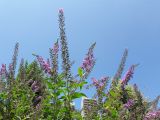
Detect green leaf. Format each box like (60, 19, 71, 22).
(78, 67, 83, 78)
(46, 81, 53, 89)
(111, 109, 118, 118)
(78, 81, 88, 90)
(109, 90, 116, 97)
(56, 89, 63, 96)
(71, 92, 86, 100)
(59, 96, 66, 100)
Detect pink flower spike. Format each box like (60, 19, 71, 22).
(59, 8, 64, 13)
(101, 77, 108, 83)
(121, 65, 136, 86)
(124, 99, 134, 109)
(36, 55, 52, 75)
(0, 64, 7, 78)
(92, 77, 98, 83)
(53, 41, 59, 54)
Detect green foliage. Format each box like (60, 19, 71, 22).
(78, 67, 83, 78)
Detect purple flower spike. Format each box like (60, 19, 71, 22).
(33, 96, 42, 107)
(31, 81, 38, 90)
(36, 55, 51, 74)
(0, 64, 7, 78)
(81, 47, 95, 74)
(53, 41, 59, 55)
(92, 77, 108, 90)
(144, 110, 160, 120)
(121, 65, 136, 86)
(59, 8, 64, 13)
(92, 77, 99, 89)
(124, 99, 134, 109)
(0, 64, 6, 75)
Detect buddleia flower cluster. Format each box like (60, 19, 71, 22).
(144, 111, 160, 120)
(121, 64, 137, 87)
(35, 55, 51, 74)
(81, 42, 96, 79)
(92, 77, 109, 91)
(124, 99, 135, 109)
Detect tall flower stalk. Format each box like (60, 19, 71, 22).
(7, 43, 19, 119)
(50, 40, 59, 79)
(49, 40, 60, 119)
(112, 49, 128, 87)
(59, 8, 72, 119)
(9, 42, 19, 80)
(59, 8, 71, 79)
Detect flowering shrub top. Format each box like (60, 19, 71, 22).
(0, 9, 159, 120)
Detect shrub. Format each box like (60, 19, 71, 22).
(0, 9, 160, 120)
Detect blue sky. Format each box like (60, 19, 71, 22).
(0, 0, 160, 108)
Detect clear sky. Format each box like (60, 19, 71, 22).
(0, 0, 160, 109)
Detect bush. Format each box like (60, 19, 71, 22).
(0, 9, 160, 120)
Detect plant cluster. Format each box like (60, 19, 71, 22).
(0, 9, 160, 120)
